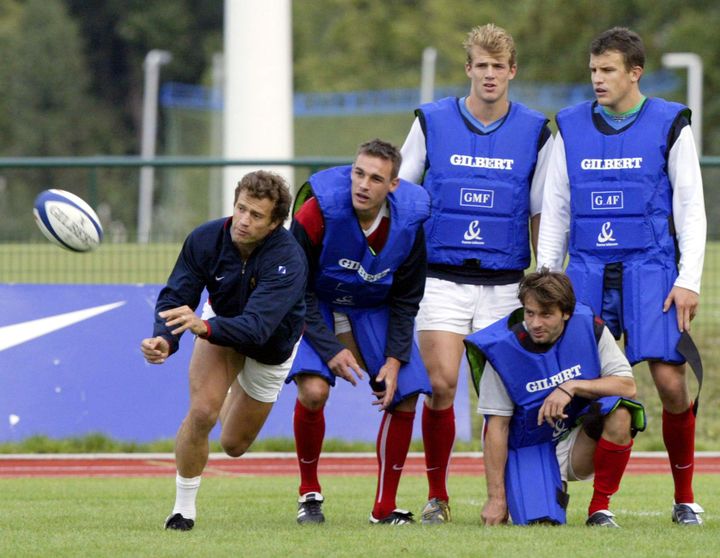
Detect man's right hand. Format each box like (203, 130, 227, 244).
(327, 348, 365, 386)
(481, 498, 509, 526)
(140, 336, 170, 364)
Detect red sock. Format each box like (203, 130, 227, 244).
(422, 404, 455, 502)
(372, 409, 415, 519)
(663, 405, 696, 503)
(294, 399, 325, 496)
(588, 437, 633, 516)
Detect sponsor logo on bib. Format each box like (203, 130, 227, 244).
(596, 221, 618, 246)
(460, 188, 494, 208)
(591, 191, 624, 210)
(462, 220, 484, 245)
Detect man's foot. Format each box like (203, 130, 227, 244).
(672, 503, 704, 526)
(369, 509, 415, 525)
(297, 492, 325, 524)
(586, 510, 620, 528)
(164, 513, 195, 531)
(420, 498, 451, 525)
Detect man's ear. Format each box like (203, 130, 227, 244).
(388, 177, 400, 193)
(630, 65, 644, 83)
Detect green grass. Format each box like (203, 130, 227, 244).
(2, 474, 718, 557)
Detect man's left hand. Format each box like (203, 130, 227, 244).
(537, 385, 573, 427)
(663, 286, 699, 333)
(159, 305, 208, 336)
(371, 358, 401, 411)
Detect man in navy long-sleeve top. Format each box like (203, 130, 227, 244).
(141, 171, 307, 531)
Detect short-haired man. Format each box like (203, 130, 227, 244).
(465, 270, 645, 527)
(398, 23, 553, 524)
(287, 139, 431, 525)
(141, 171, 307, 531)
(537, 27, 707, 525)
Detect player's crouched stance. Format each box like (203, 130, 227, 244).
(465, 270, 646, 527)
(287, 140, 432, 526)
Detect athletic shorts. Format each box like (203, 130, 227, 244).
(285, 305, 431, 407)
(416, 277, 520, 335)
(201, 302, 299, 403)
(601, 287, 624, 339)
(333, 312, 352, 335)
(555, 426, 593, 483)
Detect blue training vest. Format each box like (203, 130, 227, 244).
(310, 165, 430, 309)
(466, 303, 600, 448)
(558, 98, 688, 363)
(419, 98, 547, 269)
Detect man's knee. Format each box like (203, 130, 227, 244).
(184, 405, 220, 435)
(221, 434, 253, 458)
(297, 375, 330, 410)
(395, 394, 419, 412)
(602, 407, 632, 444)
(426, 368, 458, 401)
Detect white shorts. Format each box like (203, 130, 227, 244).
(333, 312, 352, 335)
(201, 301, 300, 403)
(556, 427, 594, 483)
(416, 278, 521, 335)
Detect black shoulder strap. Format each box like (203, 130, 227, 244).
(677, 332, 703, 415)
(593, 316, 606, 343)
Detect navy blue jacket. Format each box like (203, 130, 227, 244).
(152, 218, 307, 365)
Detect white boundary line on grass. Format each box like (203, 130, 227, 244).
(2, 451, 720, 460)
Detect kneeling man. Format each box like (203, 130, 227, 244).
(465, 269, 645, 527)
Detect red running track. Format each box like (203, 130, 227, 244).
(1, 453, 720, 478)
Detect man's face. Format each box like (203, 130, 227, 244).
(590, 49, 642, 113)
(465, 46, 516, 105)
(523, 294, 569, 345)
(351, 153, 399, 225)
(230, 190, 279, 252)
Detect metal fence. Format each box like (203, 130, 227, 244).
(0, 156, 351, 284)
(0, 155, 718, 283)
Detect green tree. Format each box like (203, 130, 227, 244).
(63, 0, 222, 151)
(0, 0, 120, 156)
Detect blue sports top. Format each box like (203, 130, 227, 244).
(465, 303, 602, 448)
(418, 97, 547, 271)
(557, 97, 688, 264)
(310, 165, 430, 308)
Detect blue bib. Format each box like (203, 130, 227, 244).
(419, 98, 547, 269)
(557, 99, 689, 364)
(309, 166, 430, 308)
(558, 98, 685, 264)
(466, 303, 600, 448)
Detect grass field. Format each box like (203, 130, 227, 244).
(2, 474, 718, 557)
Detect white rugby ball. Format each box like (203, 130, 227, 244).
(33, 189, 103, 252)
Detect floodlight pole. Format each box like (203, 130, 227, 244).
(420, 47, 437, 104)
(137, 49, 172, 243)
(662, 52, 703, 156)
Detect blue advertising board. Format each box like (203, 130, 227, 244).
(0, 285, 471, 443)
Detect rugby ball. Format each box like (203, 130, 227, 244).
(33, 189, 103, 252)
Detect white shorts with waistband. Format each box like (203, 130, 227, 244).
(556, 426, 594, 482)
(416, 277, 521, 335)
(201, 301, 299, 403)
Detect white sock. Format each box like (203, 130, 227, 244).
(172, 473, 201, 520)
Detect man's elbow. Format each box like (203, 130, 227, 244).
(622, 380, 637, 399)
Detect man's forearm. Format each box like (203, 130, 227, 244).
(483, 417, 510, 501)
